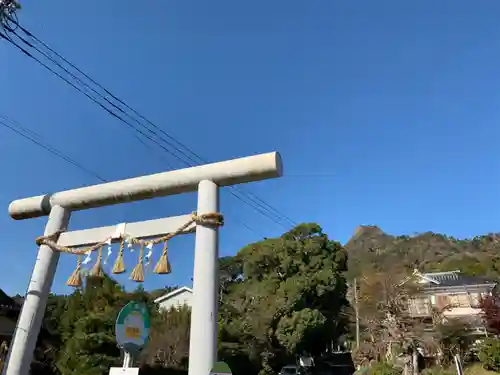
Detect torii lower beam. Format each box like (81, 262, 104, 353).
(57, 214, 197, 247)
(3, 152, 283, 375)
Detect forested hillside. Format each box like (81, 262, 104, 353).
(3, 223, 500, 375)
(345, 225, 500, 279)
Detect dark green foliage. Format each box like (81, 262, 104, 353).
(138, 365, 187, 375)
(56, 276, 124, 375)
(49, 278, 191, 375)
(276, 308, 327, 353)
(219, 223, 349, 374)
(421, 367, 455, 375)
(369, 362, 401, 375)
(433, 320, 472, 365)
(32, 294, 67, 374)
(219, 256, 243, 295)
(479, 338, 500, 372)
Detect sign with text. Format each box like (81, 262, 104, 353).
(115, 301, 150, 354)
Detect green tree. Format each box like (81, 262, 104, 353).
(219, 256, 243, 297)
(276, 308, 327, 353)
(428, 255, 487, 277)
(220, 223, 348, 374)
(56, 276, 125, 375)
(433, 319, 471, 365)
(32, 294, 68, 375)
(369, 362, 401, 375)
(479, 338, 500, 372)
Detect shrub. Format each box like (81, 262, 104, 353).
(370, 362, 401, 375)
(478, 338, 500, 372)
(421, 366, 455, 375)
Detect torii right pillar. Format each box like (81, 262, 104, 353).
(188, 180, 220, 375)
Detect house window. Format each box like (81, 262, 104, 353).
(409, 298, 430, 315)
(470, 293, 480, 307)
(447, 293, 473, 308)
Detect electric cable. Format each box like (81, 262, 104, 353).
(8, 25, 295, 227)
(12, 23, 297, 227)
(0, 117, 107, 182)
(0, 115, 265, 236)
(2, 23, 296, 228)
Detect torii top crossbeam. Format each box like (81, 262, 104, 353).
(9, 152, 282, 220)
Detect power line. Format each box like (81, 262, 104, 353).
(6, 25, 296, 225)
(13, 23, 296, 226)
(2, 23, 296, 229)
(0, 31, 195, 168)
(0, 115, 266, 237)
(15, 22, 210, 166)
(0, 116, 107, 182)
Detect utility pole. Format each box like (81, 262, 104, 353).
(353, 278, 360, 350)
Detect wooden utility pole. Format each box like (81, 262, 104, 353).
(354, 278, 360, 350)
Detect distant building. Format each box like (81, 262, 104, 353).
(0, 289, 21, 344)
(154, 286, 193, 311)
(407, 270, 496, 321)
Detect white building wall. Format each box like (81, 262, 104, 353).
(443, 307, 482, 317)
(157, 290, 193, 311)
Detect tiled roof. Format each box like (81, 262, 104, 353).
(420, 271, 496, 288)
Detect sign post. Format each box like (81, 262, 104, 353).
(109, 301, 150, 375)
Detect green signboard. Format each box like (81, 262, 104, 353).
(210, 361, 232, 375)
(115, 301, 150, 354)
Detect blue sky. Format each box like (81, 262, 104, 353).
(0, 1, 499, 295)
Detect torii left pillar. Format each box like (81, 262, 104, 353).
(2, 152, 283, 375)
(3, 205, 71, 375)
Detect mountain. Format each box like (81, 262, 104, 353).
(344, 225, 500, 279)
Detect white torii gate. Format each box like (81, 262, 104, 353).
(2, 151, 283, 375)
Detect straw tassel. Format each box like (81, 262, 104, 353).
(90, 246, 104, 277)
(153, 240, 171, 274)
(66, 255, 83, 287)
(130, 244, 145, 282)
(112, 239, 126, 274)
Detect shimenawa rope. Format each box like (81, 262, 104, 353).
(35, 211, 223, 286)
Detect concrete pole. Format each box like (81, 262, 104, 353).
(123, 352, 132, 368)
(188, 180, 219, 375)
(353, 278, 360, 350)
(412, 350, 419, 375)
(3, 205, 71, 375)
